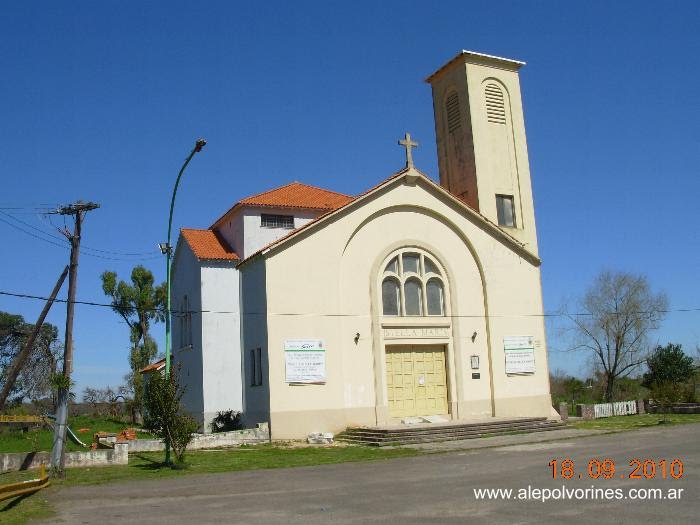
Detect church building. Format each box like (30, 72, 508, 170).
(171, 50, 558, 438)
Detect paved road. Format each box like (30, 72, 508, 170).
(46, 424, 698, 524)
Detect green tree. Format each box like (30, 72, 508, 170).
(143, 366, 198, 465)
(642, 343, 695, 389)
(101, 266, 166, 419)
(564, 271, 668, 402)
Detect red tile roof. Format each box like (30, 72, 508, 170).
(140, 358, 165, 374)
(239, 181, 353, 210)
(181, 228, 239, 261)
(211, 181, 353, 229)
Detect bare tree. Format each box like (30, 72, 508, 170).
(565, 271, 667, 402)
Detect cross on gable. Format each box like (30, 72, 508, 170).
(398, 132, 418, 168)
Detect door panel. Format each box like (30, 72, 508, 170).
(386, 345, 448, 418)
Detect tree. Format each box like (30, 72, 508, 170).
(101, 266, 166, 419)
(143, 367, 198, 465)
(82, 385, 129, 416)
(0, 311, 62, 406)
(642, 343, 695, 389)
(564, 271, 667, 402)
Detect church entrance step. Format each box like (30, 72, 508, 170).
(336, 418, 566, 446)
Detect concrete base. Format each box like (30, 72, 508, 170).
(1, 443, 128, 473)
(128, 425, 270, 452)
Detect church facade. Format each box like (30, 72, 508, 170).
(171, 50, 558, 438)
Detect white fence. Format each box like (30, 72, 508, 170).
(593, 400, 637, 418)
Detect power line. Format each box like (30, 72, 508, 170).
(0, 209, 161, 261)
(1, 290, 699, 319)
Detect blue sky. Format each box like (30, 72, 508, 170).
(1, 1, 698, 394)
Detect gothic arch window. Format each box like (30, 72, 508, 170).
(381, 249, 446, 317)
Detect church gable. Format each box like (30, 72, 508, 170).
(238, 168, 540, 268)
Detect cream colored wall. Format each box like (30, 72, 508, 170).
(259, 172, 552, 439)
(465, 62, 538, 254)
(428, 55, 539, 255)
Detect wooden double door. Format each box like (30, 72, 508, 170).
(385, 345, 448, 418)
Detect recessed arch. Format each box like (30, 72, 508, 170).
(341, 204, 498, 421)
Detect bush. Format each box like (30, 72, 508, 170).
(649, 381, 686, 423)
(143, 367, 197, 464)
(210, 410, 242, 433)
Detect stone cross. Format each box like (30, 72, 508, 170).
(398, 132, 418, 168)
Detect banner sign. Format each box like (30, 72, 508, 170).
(284, 340, 326, 383)
(504, 336, 536, 374)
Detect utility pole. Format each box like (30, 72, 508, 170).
(50, 201, 99, 475)
(0, 265, 69, 411)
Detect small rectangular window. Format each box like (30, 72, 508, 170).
(250, 348, 263, 386)
(496, 195, 516, 228)
(261, 214, 294, 229)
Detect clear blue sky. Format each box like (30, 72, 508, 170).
(1, 1, 698, 394)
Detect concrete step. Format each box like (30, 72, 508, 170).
(340, 419, 559, 438)
(336, 419, 566, 446)
(342, 419, 556, 438)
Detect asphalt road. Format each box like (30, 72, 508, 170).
(46, 424, 698, 524)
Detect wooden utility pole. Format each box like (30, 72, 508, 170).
(0, 265, 69, 411)
(50, 201, 99, 475)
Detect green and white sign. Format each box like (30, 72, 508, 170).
(504, 336, 536, 374)
(284, 339, 326, 383)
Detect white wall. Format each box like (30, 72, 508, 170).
(239, 257, 270, 427)
(170, 239, 204, 426)
(200, 261, 243, 432)
(216, 206, 321, 259)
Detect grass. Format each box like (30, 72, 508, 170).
(0, 415, 154, 454)
(570, 413, 700, 431)
(0, 443, 420, 524)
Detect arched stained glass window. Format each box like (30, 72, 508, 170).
(426, 279, 444, 316)
(404, 278, 423, 316)
(380, 249, 447, 317)
(382, 278, 400, 316)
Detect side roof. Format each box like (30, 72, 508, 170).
(180, 228, 239, 261)
(210, 181, 353, 229)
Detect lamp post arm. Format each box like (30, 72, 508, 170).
(165, 139, 206, 376)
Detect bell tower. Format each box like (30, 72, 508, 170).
(426, 50, 539, 254)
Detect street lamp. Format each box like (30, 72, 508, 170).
(163, 138, 206, 464)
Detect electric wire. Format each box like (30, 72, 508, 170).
(0, 209, 161, 261)
(1, 290, 698, 319)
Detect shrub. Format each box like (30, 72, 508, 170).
(143, 366, 197, 464)
(210, 409, 242, 433)
(649, 381, 686, 424)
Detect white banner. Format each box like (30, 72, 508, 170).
(284, 340, 326, 383)
(504, 336, 535, 374)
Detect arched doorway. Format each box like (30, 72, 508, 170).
(375, 247, 455, 422)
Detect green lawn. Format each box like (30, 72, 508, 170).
(0, 415, 154, 454)
(571, 413, 700, 431)
(1, 443, 420, 524)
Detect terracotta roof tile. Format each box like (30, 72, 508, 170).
(181, 228, 239, 261)
(238, 181, 353, 210)
(140, 358, 165, 374)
